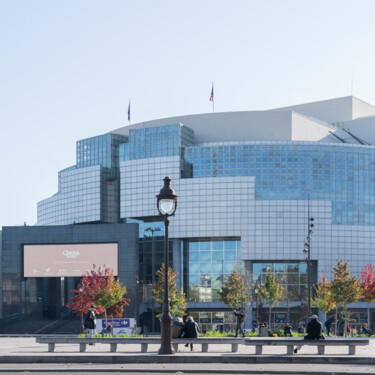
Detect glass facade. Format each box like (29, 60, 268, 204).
(184, 143, 375, 225)
(119, 124, 195, 161)
(188, 311, 237, 333)
(184, 239, 241, 303)
(253, 261, 308, 303)
(119, 143, 129, 162)
(76, 133, 127, 175)
(126, 219, 172, 285)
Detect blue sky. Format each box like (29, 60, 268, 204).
(1, 0, 375, 228)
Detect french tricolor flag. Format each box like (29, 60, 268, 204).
(210, 83, 214, 102)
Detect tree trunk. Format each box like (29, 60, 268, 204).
(368, 303, 371, 330)
(269, 307, 272, 331)
(335, 307, 338, 336)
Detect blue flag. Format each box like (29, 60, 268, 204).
(210, 83, 214, 102)
(128, 101, 131, 122)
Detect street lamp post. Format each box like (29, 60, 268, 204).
(303, 201, 315, 316)
(156, 177, 178, 355)
(254, 282, 260, 329)
(145, 226, 161, 333)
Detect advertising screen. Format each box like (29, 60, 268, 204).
(24, 243, 118, 277)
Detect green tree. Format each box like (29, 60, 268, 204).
(331, 259, 362, 309)
(259, 269, 284, 329)
(94, 273, 129, 325)
(311, 272, 335, 319)
(152, 264, 187, 318)
(219, 264, 252, 310)
(330, 259, 362, 335)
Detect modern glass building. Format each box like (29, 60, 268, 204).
(4, 95, 375, 332)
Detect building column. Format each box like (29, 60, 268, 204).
(244, 308, 253, 331)
(172, 239, 181, 288)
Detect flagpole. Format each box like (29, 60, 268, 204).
(128, 100, 131, 125)
(210, 82, 214, 113)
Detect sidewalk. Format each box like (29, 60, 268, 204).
(0, 337, 374, 365)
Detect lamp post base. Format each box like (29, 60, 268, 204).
(158, 314, 175, 355)
(158, 346, 175, 355)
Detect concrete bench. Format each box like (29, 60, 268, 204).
(243, 338, 370, 355)
(36, 337, 161, 353)
(36, 336, 244, 353)
(172, 338, 243, 352)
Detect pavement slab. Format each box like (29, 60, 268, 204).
(0, 337, 374, 369)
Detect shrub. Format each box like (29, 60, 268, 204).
(201, 330, 260, 337)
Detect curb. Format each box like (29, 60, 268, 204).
(0, 367, 372, 375)
(0, 355, 375, 365)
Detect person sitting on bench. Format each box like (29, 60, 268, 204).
(294, 315, 324, 353)
(362, 323, 373, 337)
(284, 322, 293, 337)
(100, 323, 112, 336)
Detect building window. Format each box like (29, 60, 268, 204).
(184, 238, 241, 303)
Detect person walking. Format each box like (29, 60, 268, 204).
(233, 309, 246, 337)
(181, 316, 199, 351)
(294, 315, 324, 353)
(84, 304, 97, 338)
(337, 313, 345, 337)
(324, 315, 335, 336)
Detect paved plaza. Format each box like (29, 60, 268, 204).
(0, 336, 373, 358)
(0, 336, 374, 374)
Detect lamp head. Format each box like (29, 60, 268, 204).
(156, 177, 178, 216)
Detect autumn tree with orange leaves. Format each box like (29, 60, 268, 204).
(66, 265, 130, 331)
(361, 264, 375, 327)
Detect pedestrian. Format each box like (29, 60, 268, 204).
(324, 315, 335, 336)
(297, 324, 305, 334)
(337, 313, 345, 337)
(347, 324, 351, 336)
(294, 315, 324, 353)
(259, 322, 273, 337)
(362, 323, 373, 336)
(233, 309, 247, 337)
(181, 316, 199, 351)
(284, 322, 292, 337)
(84, 304, 97, 338)
(172, 317, 184, 338)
